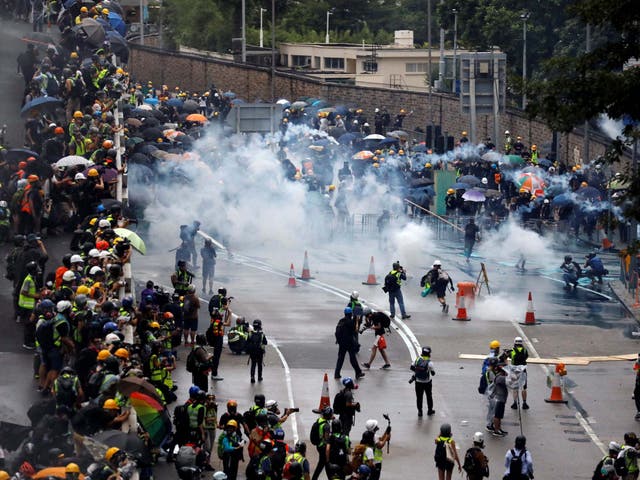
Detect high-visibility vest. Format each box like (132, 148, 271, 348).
(149, 354, 163, 382)
(188, 403, 204, 429)
(18, 274, 37, 309)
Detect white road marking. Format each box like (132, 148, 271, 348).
(539, 275, 612, 300)
(268, 336, 299, 443)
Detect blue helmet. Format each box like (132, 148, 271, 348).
(273, 428, 285, 440)
(344, 307, 352, 315)
(40, 299, 55, 311)
(342, 377, 354, 387)
(122, 296, 133, 309)
(358, 465, 371, 475)
(103, 322, 118, 334)
(189, 386, 201, 398)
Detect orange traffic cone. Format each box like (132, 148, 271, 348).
(545, 364, 568, 404)
(602, 234, 613, 250)
(452, 290, 470, 321)
(287, 263, 297, 288)
(312, 373, 332, 413)
(298, 251, 314, 280)
(520, 291, 538, 325)
(362, 256, 379, 285)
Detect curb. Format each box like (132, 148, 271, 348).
(608, 282, 640, 326)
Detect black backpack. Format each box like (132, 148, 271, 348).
(334, 318, 349, 344)
(434, 439, 447, 463)
(246, 331, 264, 356)
(186, 347, 202, 373)
(45, 73, 60, 96)
(35, 317, 56, 351)
(478, 372, 488, 394)
(245, 454, 262, 480)
(463, 447, 489, 478)
(310, 419, 324, 446)
(333, 390, 347, 416)
(383, 273, 398, 292)
(85, 370, 105, 399)
(507, 449, 525, 479)
(414, 357, 431, 382)
(54, 374, 78, 408)
(329, 435, 349, 466)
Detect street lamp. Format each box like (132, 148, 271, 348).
(260, 7, 266, 48)
(520, 11, 530, 110)
(325, 10, 333, 44)
(452, 8, 458, 94)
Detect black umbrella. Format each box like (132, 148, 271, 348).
(101, 198, 123, 211)
(182, 100, 199, 113)
(408, 177, 435, 187)
(5, 148, 39, 163)
(128, 152, 151, 165)
(141, 117, 160, 129)
(106, 31, 129, 63)
(142, 127, 163, 141)
(138, 144, 159, 155)
(0, 420, 32, 451)
(92, 430, 152, 464)
(75, 18, 106, 47)
(20, 96, 63, 118)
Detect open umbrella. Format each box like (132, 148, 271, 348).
(378, 137, 399, 146)
(387, 130, 408, 138)
(101, 0, 124, 16)
(114, 227, 146, 254)
(118, 376, 162, 402)
(352, 150, 375, 160)
(327, 126, 347, 138)
(409, 177, 435, 187)
(516, 172, 545, 196)
(54, 155, 94, 168)
(106, 30, 129, 62)
(129, 392, 171, 447)
(551, 193, 574, 207)
(5, 148, 39, 163)
(34, 468, 85, 480)
(462, 189, 486, 202)
(577, 186, 601, 201)
(450, 182, 470, 190)
(0, 420, 32, 450)
(107, 11, 126, 36)
(125, 118, 142, 128)
(21, 32, 57, 46)
(92, 430, 152, 463)
(291, 101, 308, 109)
(505, 154, 525, 165)
(364, 134, 385, 141)
(76, 18, 106, 46)
(458, 175, 481, 186)
(182, 100, 199, 113)
(338, 132, 359, 144)
(166, 98, 183, 109)
(144, 97, 159, 106)
(101, 198, 123, 210)
(276, 98, 290, 107)
(537, 158, 553, 168)
(185, 113, 207, 124)
(20, 96, 63, 118)
(222, 91, 236, 99)
(413, 144, 428, 153)
(481, 151, 502, 162)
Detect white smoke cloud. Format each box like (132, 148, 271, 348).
(476, 219, 554, 267)
(597, 114, 625, 140)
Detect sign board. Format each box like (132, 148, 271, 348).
(459, 52, 507, 115)
(225, 103, 283, 134)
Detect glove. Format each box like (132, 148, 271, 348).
(385, 426, 391, 434)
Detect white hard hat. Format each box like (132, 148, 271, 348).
(62, 270, 76, 282)
(99, 250, 110, 258)
(105, 332, 120, 345)
(514, 336, 523, 344)
(89, 266, 103, 275)
(365, 419, 378, 432)
(473, 432, 484, 445)
(89, 248, 100, 258)
(213, 472, 228, 480)
(56, 300, 73, 312)
(609, 441, 621, 452)
(70, 254, 84, 263)
(99, 219, 110, 228)
(481, 177, 488, 184)
(433, 260, 442, 267)
(351, 290, 359, 299)
(505, 130, 510, 135)
(75, 173, 86, 180)
(265, 400, 278, 409)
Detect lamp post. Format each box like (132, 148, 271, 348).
(260, 7, 266, 48)
(270, 0, 276, 101)
(241, 0, 246, 62)
(520, 11, 530, 110)
(325, 10, 333, 44)
(452, 8, 458, 94)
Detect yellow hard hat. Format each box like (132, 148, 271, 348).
(462, 131, 467, 136)
(531, 144, 537, 150)
(328, 185, 336, 191)
(97, 349, 111, 361)
(490, 340, 500, 349)
(115, 348, 130, 359)
(389, 150, 395, 155)
(73, 111, 83, 119)
(0, 471, 10, 480)
(76, 285, 90, 295)
(65, 464, 80, 474)
(88, 168, 99, 177)
(399, 108, 406, 114)
(80, 6, 88, 12)
(105, 447, 121, 462)
(70, 52, 79, 59)
(102, 8, 109, 14)
(447, 188, 455, 194)
(519, 188, 528, 193)
(149, 321, 160, 329)
(398, 149, 405, 155)
(373, 162, 380, 168)
(116, 68, 125, 75)
(580, 181, 588, 187)
(226, 419, 238, 428)
(425, 163, 432, 168)
(375, 150, 382, 155)
(103, 399, 119, 410)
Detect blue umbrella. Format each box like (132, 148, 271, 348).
(334, 105, 349, 116)
(312, 100, 329, 108)
(64, 0, 77, 9)
(537, 158, 552, 168)
(144, 97, 159, 106)
(458, 175, 481, 186)
(108, 11, 126, 37)
(551, 193, 573, 207)
(338, 132, 359, 144)
(95, 17, 113, 31)
(223, 91, 236, 99)
(451, 182, 470, 190)
(577, 186, 601, 201)
(166, 98, 183, 109)
(5, 148, 39, 163)
(20, 96, 63, 118)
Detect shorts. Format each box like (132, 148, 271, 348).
(494, 400, 505, 419)
(376, 335, 387, 350)
(42, 348, 64, 371)
(183, 317, 198, 331)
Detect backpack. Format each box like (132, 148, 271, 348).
(437, 270, 450, 284)
(69, 75, 85, 98)
(271, 441, 288, 475)
(507, 449, 525, 479)
(414, 357, 431, 382)
(614, 453, 629, 477)
(383, 273, 398, 292)
(245, 454, 262, 480)
(186, 347, 201, 373)
(434, 439, 447, 463)
(85, 370, 105, 399)
(463, 447, 489, 477)
(45, 73, 60, 96)
(310, 419, 324, 446)
(217, 432, 227, 459)
(246, 331, 264, 356)
(478, 372, 488, 394)
(173, 404, 189, 430)
(84, 317, 103, 344)
(333, 390, 347, 416)
(593, 457, 613, 480)
(54, 374, 78, 408)
(35, 317, 56, 351)
(329, 435, 349, 466)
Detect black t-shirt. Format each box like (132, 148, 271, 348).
(465, 222, 479, 240)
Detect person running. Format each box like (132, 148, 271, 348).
(462, 432, 490, 480)
(424, 261, 455, 313)
(464, 218, 480, 262)
(383, 261, 410, 319)
(411, 346, 436, 417)
(334, 307, 365, 380)
(361, 307, 391, 370)
(434, 423, 462, 480)
(503, 435, 534, 480)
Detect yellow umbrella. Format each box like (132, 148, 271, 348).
(114, 228, 146, 255)
(34, 467, 85, 480)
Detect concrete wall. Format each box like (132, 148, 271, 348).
(128, 45, 623, 166)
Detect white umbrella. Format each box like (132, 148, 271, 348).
(54, 155, 94, 168)
(276, 99, 290, 105)
(137, 104, 153, 111)
(364, 134, 385, 140)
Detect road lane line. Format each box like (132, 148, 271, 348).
(508, 317, 607, 455)
(538, 275, 612, 300)
(268, 336, 299, 443)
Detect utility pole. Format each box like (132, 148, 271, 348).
(270, 0, 276, 101)
(437, 0, 444, 89)
(520, 12, 530, 110)
(583, 24, 591, 163)
(427, 0, 434, 142)
(452, 9, 458, 94)
(241, 0, 246, 62)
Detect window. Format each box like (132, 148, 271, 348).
(363, 60, 378, 73)
(292, 55, 311, 67)
(406, 62, 428, 73)
(324, 57, 345, 70)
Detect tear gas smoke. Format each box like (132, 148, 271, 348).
(476, 219, 554, 267)
(597, 114, 625, 141)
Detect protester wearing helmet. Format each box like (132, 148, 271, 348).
(410, 346, 436, 417)
(18, 261, 41, 348)
(310, 407, 334, 480)
(219, 416, 243, 479)
(337, 376, 360, 435)
(385, 261, 410, 319)
(248, 318, 268, 384)
(509, 337, 529, 410)
(462, 432, 489, 479)
(334, 306, 365, 381)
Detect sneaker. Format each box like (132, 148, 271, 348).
(427, 410, 436, 416)
(492, 430, 506, 437)
(381, 364, 391, 369)
(356, 372, 365, 379)
(485, 425, 494, 432)
(22, 343, 36, 350)
(211, 376, 224, 381)
(251, 378, 255, 384)
(444, 304, 449, 313)
(522, 402, 529, 410)
(511, 402, 518, 409)
(401, 314, 411, 319)
(418, 410, 423, 417)
(362, 363, 371, 369)
(258, 377, 263, 382)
